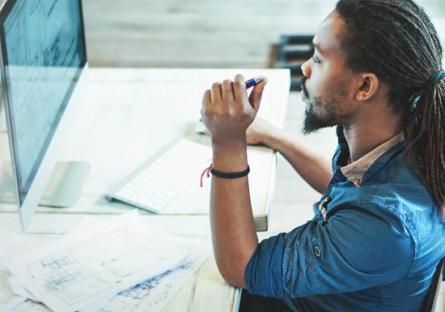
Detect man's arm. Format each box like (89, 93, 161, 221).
(201, 75, 267, 288)
(210, 143, 257, 288)
(247, 118, 332, 194)
(245, 206, 414, 298)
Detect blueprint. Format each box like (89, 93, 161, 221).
(4, 297, 49, 312)
(92, 256, 206, 312)
(5, 257, 206, 312)
(6, 213, 208, 312)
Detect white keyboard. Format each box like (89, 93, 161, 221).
(109, 140, 212, 214)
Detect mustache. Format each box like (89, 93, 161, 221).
(300, 77, 309, 98)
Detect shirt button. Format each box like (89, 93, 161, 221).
(314, 246, 321, 257)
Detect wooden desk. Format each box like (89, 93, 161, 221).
(0, 68, 290, 311)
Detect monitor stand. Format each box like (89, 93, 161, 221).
(39, 161, 90, 208)
(0, 161, 89, 208)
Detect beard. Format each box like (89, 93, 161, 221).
(301, 78, 344, 134)
(303, 98, 338, 134)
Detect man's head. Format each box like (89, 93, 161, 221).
(301, 0, 445, 214)
(300, 10, 375, 134)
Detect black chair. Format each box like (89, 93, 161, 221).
(420, 258, 444, 312)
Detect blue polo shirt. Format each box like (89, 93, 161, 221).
(245, 126, 445, 312)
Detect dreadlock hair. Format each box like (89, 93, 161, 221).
(335, 0, 445, 217)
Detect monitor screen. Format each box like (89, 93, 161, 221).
(0, 0, 86, 205)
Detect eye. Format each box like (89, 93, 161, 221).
(312, 54, 322, 64)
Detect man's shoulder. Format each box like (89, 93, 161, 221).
(362, 151, 434, 210)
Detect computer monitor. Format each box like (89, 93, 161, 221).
(0, 0, 87, 230)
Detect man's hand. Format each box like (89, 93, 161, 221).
(201, 74, 267, 148)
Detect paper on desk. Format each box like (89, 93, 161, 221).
(6, 213, 197, 312)
(5, 213, 209, 312)
(81, 214, 210, 312)
(5, 255, 208, 312)
(2, 217, 99, 311)
(8, 276, 39, 302)
(91, 254, 208, 312)
(3, 296, 50, 311)
(5, 216, 101, 303)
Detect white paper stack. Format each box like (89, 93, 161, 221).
(4, 213, 209, 312)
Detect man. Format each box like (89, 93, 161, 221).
(201, 0, 445, 311)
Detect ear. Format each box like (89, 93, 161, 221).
(355, 73, 379, 102)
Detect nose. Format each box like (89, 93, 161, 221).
(301, 58, 312, 78)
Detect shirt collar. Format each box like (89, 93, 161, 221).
(340, 131, 405, 187)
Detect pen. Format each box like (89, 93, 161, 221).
(245, 76, 265, 89)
